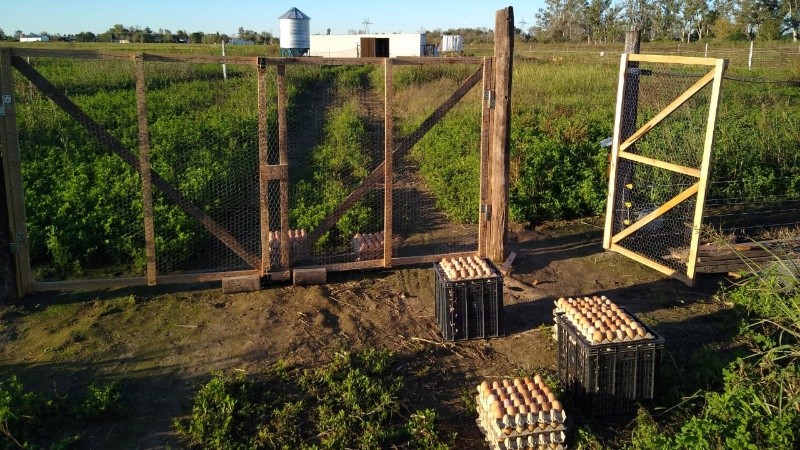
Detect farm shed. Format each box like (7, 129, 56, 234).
(309, 33, 426, 58)
(19, 34, 49, 42)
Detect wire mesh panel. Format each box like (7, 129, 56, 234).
(392, 63, 483, 258)
(13, 57, 144, 282)
(284, 64, 386, 267)
(144, 60, 261, 274)
(605, 55, 726, 284)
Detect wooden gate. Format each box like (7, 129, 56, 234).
(0, 16, 513, 296)
(603, 54, 727, 286)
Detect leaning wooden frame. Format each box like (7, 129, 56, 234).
(603, 54, 728, 286)
(0, 21, 514, 296)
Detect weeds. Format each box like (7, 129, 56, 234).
(175, 349, 454, 449)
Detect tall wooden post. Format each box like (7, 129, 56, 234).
(488, 7, 514, 263)
(134, 54, 157, 286)
(383, 58, 394, 267)
(0, 48, 31, 297)
(478, 57, 494, 258)
(0, 150, 14, 303)
(277, 65, 290, 268)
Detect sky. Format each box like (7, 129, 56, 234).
(2, 1, 546, 37)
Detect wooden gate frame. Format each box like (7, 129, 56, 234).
(603, 54, 728, 286)
(0, 9, 514, 295)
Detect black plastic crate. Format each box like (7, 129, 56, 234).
(556, 309, 664, 417)
(434, 260, 503, 341)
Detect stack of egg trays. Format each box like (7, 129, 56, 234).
(555, 309, 665, 417)
(267, 229, 308, 266)
(475, 410, 566, 450)
(433, 259, 503, 341)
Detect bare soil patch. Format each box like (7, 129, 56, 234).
(0, 218, 734, 449)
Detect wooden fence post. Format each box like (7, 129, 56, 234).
(488, 6, 514, 263)
(0, 48, 31, 297)
(134, 54, 157, 286)
(383, 58, 394, 267)
(0, 152, 14, 303)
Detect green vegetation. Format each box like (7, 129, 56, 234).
(0, 377, 122, 448)
(174, 349, 454, 449)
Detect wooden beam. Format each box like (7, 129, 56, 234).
(257, 67, 271, 274)
(259, 164, 289, 180)
(305, 64, 483, 248)
(488, 6, 514, 264)
(687, 59, 727, 280)
(278, 65, 290, 268)
(619, 151, 702, 177)
(629, 54, 722, 66)
(29, 269, 261, 292)
(383, 58, 394, 268)
(0, 49, 31, 296)
(257, 56, 486, 66)
(134, 54, 157, 286)
(11, 56, 262, 270)
(611, 182, 699, 244)
(478, 57, 494, 258)
(603, 53, 631, 249)
(619, 68, 716, 153)
(609, 243, 693, 285)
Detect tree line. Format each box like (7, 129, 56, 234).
(531, 0, 800, 43)
(0, 25, 274, 44)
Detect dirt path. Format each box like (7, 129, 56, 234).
(0, 219, 733, 449)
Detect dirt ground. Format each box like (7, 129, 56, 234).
(0, 219, 735, 449)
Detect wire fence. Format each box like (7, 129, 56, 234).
(8, 53, 485, 284)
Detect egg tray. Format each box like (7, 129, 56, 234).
(351, 231, 385, 261)
(476, 406, 567, 437)
(556, 312, 665, 417)
(434, 259, 503, 341)
(267, 229, 309, 266)
(476, 418, 566, 450)
(552, 296, 654, 345)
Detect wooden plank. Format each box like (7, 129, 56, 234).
(478, 57, 494, 258)
(0, 49, 31, 296)
(141, 53, 254, 65)
(696, 258, 800, 274)
(611, 182, 699, 244)
(383, 58, 394, 268)
(305, 65, 484, 248)
(603, 53, 630, 249)
(618, 68, 716, 153)
(488, 6, 514, 264)
(687, 59, 728, 281)
(0, 52, 17, 301)
(500, 251, 517, 275)
(265, 270, 291, 282)
(278, 65, 290, 268)
(629, 54, 721, 66)
(222, 274, 261, 293)
(257, 68, 271, 274)
(257, 56, 485, 66)
(29, 269, 261, 291)
(609, 243, 693, 285)
(134, 54, 158, 286)
(11, 56, 262, 270)
(293, 260, 384, 272)
(11, 48, 135, 61)
(619, 151, 701, 178)
(392, 251, 477, 267)
(259, 164, 288, 180)
(293, 268, 327, 286)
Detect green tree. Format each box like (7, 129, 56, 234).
(189, 31, 204, 43)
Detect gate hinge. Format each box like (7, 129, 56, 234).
(481, 204, 492, 220)
(484, 90, 495, 109)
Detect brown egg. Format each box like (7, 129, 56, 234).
(518, 404, 528, 415)
(630, 321, 639, 330)
(533, 374, 543, 384)
(503, 398, 512, 408)
(536, 394, 547, 405)
(547, 392, 557, 402)
(625, 327, 636, 339)
(487, 394, 497, 405)
(502, 379, 511, 387)
(541, 401, 551, 413)
(551, 400, 563, 412)
(594, 320, 604, 329)
(499, 392, 508, 402)
(637, 327, 647, 337)
(528, 402, 540, 413)
(492, 405, 504, 419)
(513, 378, 523, 387)
(592, 330, 603, 343)
(616, 329, 626, 341)
(606, 330, 615, 342)
(609, 324, 618, 332)
(513, 399, 521, 407)
(505, 406, 516, 417)
(506, 386, 515, 395)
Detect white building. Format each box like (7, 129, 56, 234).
(310, 33, 426, 58)
(20, 34, 50, 42)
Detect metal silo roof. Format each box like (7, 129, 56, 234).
(278, 7, 310, 20)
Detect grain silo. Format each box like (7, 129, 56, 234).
(279, 7, 311, 56)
